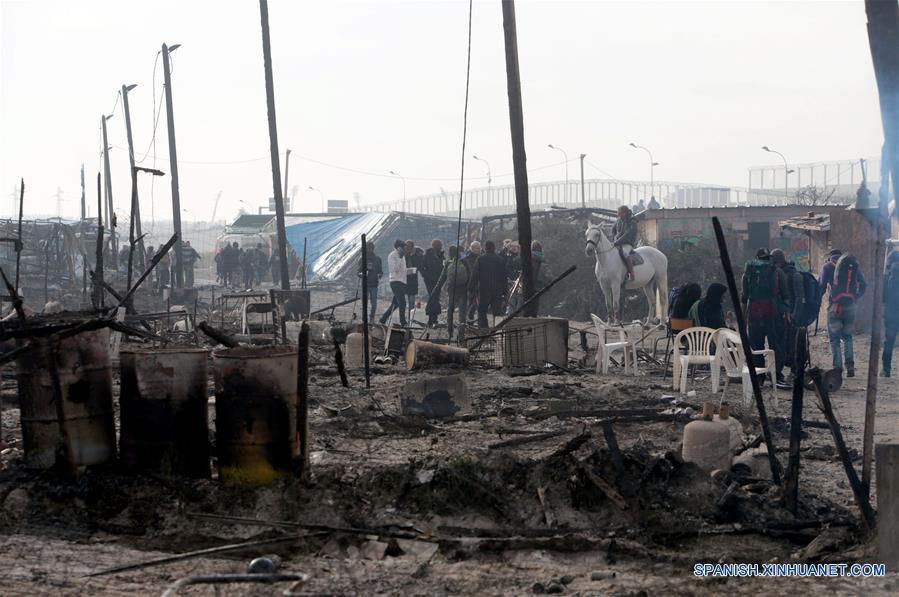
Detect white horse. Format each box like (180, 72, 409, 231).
(584, 225, 669, 324)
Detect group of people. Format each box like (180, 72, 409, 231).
(669, 242, 895, 390)
(213, 242, 305, 290)
(359, 236, 546, 340)
(143, 241, 202, 289)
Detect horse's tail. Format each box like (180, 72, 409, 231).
(654, 266, 669, 321)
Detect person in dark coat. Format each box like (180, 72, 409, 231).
(404, 240, 423, 320)
(270, 247, 282, 287)
(689, 282, 728, 329)
(671, 283, 701, 319)
(472, 240, 507, 328)
(421, 239, 444, 296)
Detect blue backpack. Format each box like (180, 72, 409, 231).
(795, 270, 821, 327)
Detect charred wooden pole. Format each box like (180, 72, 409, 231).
(93, 173, 105, 309)
(712, 217, 782, 485)
(296, 321, 310, 476)
(14, 178, 23, 295)
(333, 336, 349, 388)
(860, 0, 899, 496)
(501, 0, 535, 315)
(784, 328, 807, 514)
(161, 42, 185, 289)
(127, 166, 138, 293)
(101, 114, 118, 269)
(360, 235, 371, 388)
(80, 163, 86, 220)
(116, 233, 178, 309)
(258, 0, 290, 289)
(809, 367, 877, 530)
(301, 237, 307, 289)
(121, 83, 145, 272)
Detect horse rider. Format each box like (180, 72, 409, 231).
(612, 205, 638, 281)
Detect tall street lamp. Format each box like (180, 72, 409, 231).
(389, 170, 406, 212)
(472, 155, 491, 206)
(547, 144, 569, 204)
(629, 142, 659, 201)
(309, 186, 325, 213)
(579, 153, 587, 208)
(762, 145, 793, 200)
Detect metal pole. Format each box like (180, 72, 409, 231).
(101, 115, 117, 268)
(121, 84, 145, 271)
(14, 179, 23, 295)
(502, 0, 535, 313)
(283, 149, 291, 201)
(161, 43, 185, 288)
(258, 0, 290, 289)
(360, 234, 371, 388)
(579, 153, 586, 207)
(80, 164, 86, 220)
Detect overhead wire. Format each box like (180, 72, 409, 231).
(449, 0, 475, 341)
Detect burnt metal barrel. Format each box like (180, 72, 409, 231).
(212, 346, 298, 484)
(119, 347, 211, 477)
(16, 328, 116, 469)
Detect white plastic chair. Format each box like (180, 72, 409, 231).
(712, 328, 777, 409)
(673, 326, 716, 393)
(591, 314, 637, 375)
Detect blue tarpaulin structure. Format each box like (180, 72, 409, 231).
(283, 212, 476, 283)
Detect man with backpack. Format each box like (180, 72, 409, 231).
(741, 248, 790, 388)
(882, 249, 899, 377)
(771, 249, 807, 380)
(819, 249, 867, 377)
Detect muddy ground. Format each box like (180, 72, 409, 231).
(1, 286, 898, 595)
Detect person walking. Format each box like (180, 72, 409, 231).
(819, 249, 866, 377)
(741, 248, 790, 388)
(464, 241, 481, 323)
(240, 245, 255, 290)
(771, 248, 805, 379)
(440, 245, 471, 341)
(181, 240, 201, 288)
(473, 240, 507, 328)
(358, 241, 383, 321)
(379, 240, 408, 326)
(421, 239, 445, 327)
(883, 249, 899, 377)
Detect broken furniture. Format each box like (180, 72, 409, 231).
(216, 291, 269, 333)
(590, 314, 637, 375)
(493, 317, 568, 368)
(672, 326, 717, 394)
(712, 328, 777, 409)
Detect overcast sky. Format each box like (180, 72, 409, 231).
(0, 0, 885, 226)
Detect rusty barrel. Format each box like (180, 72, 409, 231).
(16, 328, 116, 469)
(119, 348, 211, 477)
(212, 346, 298, 485)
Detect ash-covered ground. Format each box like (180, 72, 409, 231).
(1, 287, 898, 596)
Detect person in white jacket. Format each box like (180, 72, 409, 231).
(379, 239, 408, 326)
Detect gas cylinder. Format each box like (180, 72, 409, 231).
(713, 403, 744, 452)
(682, 403, 732, 472)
